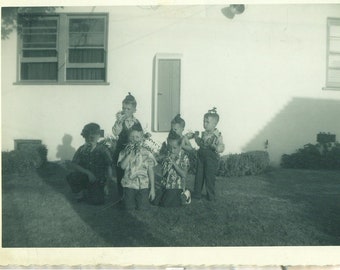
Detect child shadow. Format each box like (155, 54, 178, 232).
(56, 134, 76, 161)
(36, 161, 166, 247)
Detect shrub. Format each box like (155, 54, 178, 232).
(281, 142, 340, 170)
(2, 144, 48, 175)
(217, 151, 270, 177)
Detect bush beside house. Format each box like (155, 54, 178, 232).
(217, 151, 270, 177)
(2, 144, 48, 174)
(281, 142, 340, 170)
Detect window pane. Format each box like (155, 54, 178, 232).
(330, 25, 340, 37)
(20, 16, 57, 28)
(329, 39, 340, 52)
(69, 33, 104, 47)
(327, 69, 340, 85)
(21, 62, 57, 80)
(23, 43, 56, 48)
(23, 27, 57, 34)
(23, 50, 57, 57)
(329, 54, 340, 68)
(69, 49, 104, 63)
(66, 68, 105, 80)
(69, 18, 105, 33)
(23, 34, 57, 44)
(21, 16, 58, 51)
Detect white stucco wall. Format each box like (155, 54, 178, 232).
(2, 4, 340, 165)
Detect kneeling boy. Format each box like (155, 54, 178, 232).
(66, 123, 113, 205)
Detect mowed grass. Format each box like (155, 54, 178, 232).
(2, 162, 340, 247)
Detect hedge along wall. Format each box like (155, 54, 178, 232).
(217, 151, 270, 177)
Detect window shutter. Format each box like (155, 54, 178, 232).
(326, 18, 340, 88)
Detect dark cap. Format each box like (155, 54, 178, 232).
(81, 123, 101, 138)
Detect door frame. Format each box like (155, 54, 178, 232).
(152, 53, 182, 132)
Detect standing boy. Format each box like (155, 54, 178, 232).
(112, 93, 141, 199)
(66, 123, 113, 205)
(193, 108, 225, 201)
(118, 122, 156, 210)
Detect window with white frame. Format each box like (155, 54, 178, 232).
(325, 18, 340, 89)
(18, 13, 108, 83)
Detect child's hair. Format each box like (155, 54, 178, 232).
(204, 107, 220, 123)
(167, 129, 183, 145)
(128, 122, 144, 134)
(81, 123, 101, 138)
(122, 92, 137, 108)
(171, 114, 185, 128)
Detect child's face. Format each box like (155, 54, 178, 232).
(129, 130, 143, 144)
(203, 116, 218, 132)
(85, 133, 100, 145)
(171, 123, 184, 136)
(168, 139, 181, 156)
(122, 103, 136, 118)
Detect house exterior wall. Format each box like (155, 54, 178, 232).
(2, 4, 340, 165)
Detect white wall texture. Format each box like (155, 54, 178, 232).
(2, 4, 340, 165)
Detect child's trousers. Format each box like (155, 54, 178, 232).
(193, 148, 219, 201)
(113, 143, 125, 200)
(123, 187, 150, 210)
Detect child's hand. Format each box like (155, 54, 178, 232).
(195, 137, 203, 147)
(186, 132, 195, 140)
(209, 144, 216, 151)
(108, 175, 116, 183)
(149, 188, 155, 201)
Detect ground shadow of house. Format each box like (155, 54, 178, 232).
(242, 97, 340, 166)
(36, 162, 166, 247)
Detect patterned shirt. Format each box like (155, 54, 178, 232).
(118, 145, 157, 189)
(161, 150, 189, 190)
(200, 128, 224, 153)
(72, 143, 112, 181)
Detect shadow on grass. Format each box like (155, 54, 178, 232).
(261, 168, 340, 245)
(36, 161, 166, 247)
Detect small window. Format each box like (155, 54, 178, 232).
(18, 13, 108, 84)
(325, 18, 340, 90)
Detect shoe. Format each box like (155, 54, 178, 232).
(181, 190, 191, 205)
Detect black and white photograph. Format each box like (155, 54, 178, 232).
(1, 0, 340, 266)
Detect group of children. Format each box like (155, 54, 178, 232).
(66, 93, 225, 210)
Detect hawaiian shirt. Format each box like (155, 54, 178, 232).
(201, 128, 224, 152)
(118, 145, 157, 189)
(161, 150, 189, 189)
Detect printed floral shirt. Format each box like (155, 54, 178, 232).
(200, 128, 224, 153)
(161, 150, 189, 190)
(118, 145, 157, 189)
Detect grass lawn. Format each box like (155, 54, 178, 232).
(2, 162, 340, 247)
